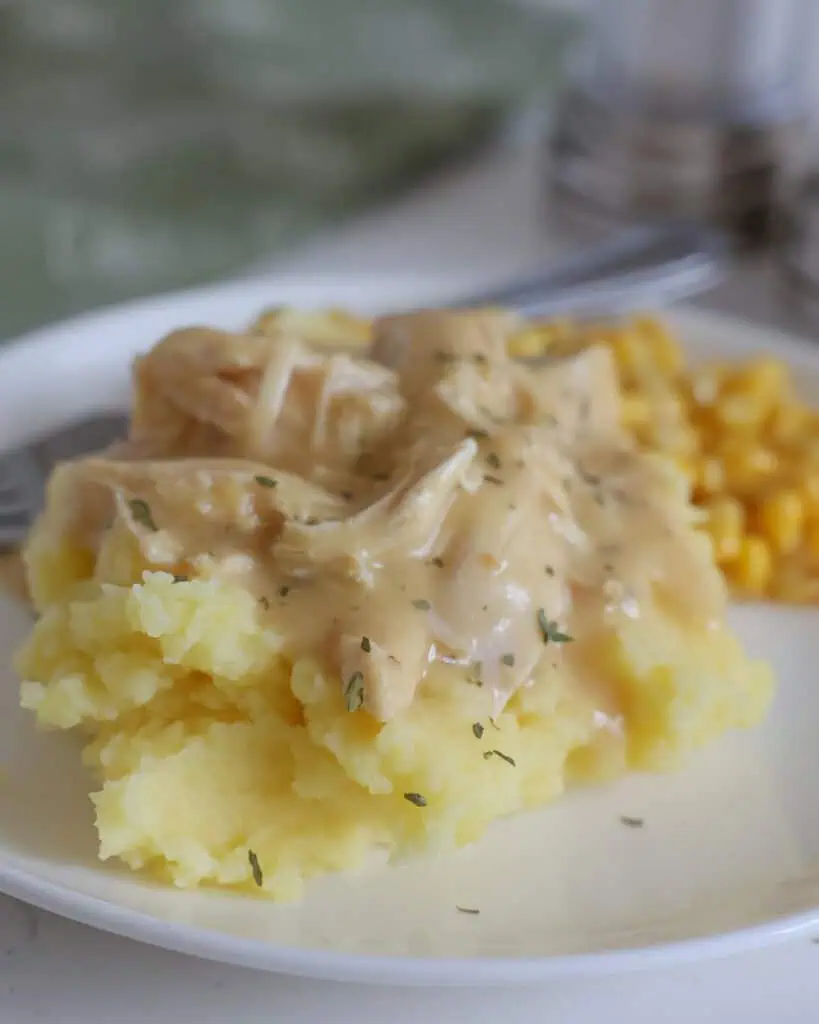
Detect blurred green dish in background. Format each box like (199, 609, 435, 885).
(0, 0, 575, 337)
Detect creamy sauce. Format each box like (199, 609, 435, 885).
(42, 310, 725, 721)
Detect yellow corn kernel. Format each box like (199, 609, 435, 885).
(714, 393, 769, 434)
(646, 421, 698, 456)
(757, 488, 805, 554)
(769, 562, 819, 604)
(805, 519, 819, 561)
(633, 315, 683, 375)
(801, 471, 819, 515)
(542, 317, 572, 343)
(688, 365, 726, 408)
(620, 392, 651, 430)
(610, 331, 651, 379)
(508, 328, 548, 359)
(728, 534, 773, 596)
(647, 389, 686, 424)
(731, 357, 787, 404)
(766, 402, 814, 447)
(720, 446, 778, 494)
(704, 497, 745, 563)
(693, 455, 725, 496)
(662, 423, 699, 457)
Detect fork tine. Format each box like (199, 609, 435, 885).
(0, 450, 45, 547)
(0, 410, 128, 550)
(0, 516, 34, 547)
(0, 509, 32, 528)
(0, 498, 33, 517)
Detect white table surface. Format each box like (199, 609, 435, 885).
(4, 136, 819, 1023)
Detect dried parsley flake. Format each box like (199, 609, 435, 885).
(248, 849, 264, 887)
(483, 749, 516, 767)
(404, 792, 427, 807)
(344, 671, 365, 712)
(129, 498, 157, 532)
(537, 609, 574, 645)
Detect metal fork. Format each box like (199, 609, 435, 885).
(0, 414, 129, 546)
(0, 221, 725, 548)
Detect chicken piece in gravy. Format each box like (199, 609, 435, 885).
(37, 311, 724, 721)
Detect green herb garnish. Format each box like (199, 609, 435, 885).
(620, 816, 644, 828)
(129, 498, 157, 532)
(456, 905, 480, 915)
(278, 585, 290, 598)
(483, 474, 503, 486)
(344, 671, 365, 712)
(472, 722, 484, 739)
(411, 598, 431, 611)
(486, 452, 501, 469)
(430, 557, 445, 569)
(537, 609, 574, 645)
(361, 636, 371, 653)
(172, 574, 188, 583)
(545, 565, 555, 576)
(254, 475, 277, 488)
(483, 749, 516, 767)
(248, 849, 263, 887)
(500, 652, 515, 667)
(404, 792, 427, 807)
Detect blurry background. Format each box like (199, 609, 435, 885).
(0, 0, 576, 337)
(3, 0, 819, 340)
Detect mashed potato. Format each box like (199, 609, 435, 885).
(16, 308, 773, 900)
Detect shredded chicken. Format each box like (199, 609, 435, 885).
(37, 310, 725, 721)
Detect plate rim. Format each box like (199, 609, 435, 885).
(3, 275, 819, 984)
(1, 849, 816, 986)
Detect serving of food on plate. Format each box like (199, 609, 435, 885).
(14, 303, 783, 901)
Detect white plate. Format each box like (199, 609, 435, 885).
(2, 276, 819, 987)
